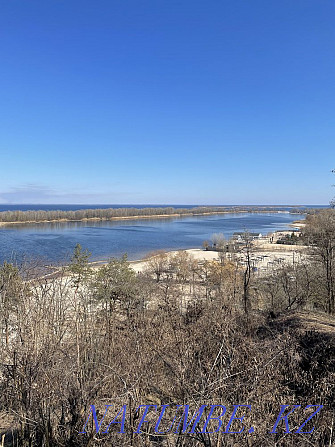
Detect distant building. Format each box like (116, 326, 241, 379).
(232, 232, 262, 243)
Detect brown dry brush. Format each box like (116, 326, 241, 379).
(0, 250, 334, 446)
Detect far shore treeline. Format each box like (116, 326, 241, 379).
(0, 205, 308, 224)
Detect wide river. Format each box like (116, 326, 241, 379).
(0, 212, 304, 265)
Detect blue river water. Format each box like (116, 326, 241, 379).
(0, 211, 304, 265)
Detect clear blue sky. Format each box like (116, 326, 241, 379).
(0, 0, 334, 205)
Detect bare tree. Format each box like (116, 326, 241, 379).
(304, 210, 335, 313)
(237, 231, 254, 314)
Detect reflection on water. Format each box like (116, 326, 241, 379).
(0, 212, 304, 265)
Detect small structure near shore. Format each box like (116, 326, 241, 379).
(232, 232, 262, 242)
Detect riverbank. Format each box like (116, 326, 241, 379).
(34, 224, 309, 282)
(289, 219, 306, 228)
(92, 235, 308, 275)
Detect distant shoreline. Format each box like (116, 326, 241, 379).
(0, 208, 305, 227)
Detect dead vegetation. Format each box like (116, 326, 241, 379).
(0, 211, 335, 446)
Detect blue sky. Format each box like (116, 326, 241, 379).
(0, 0, 334, 205)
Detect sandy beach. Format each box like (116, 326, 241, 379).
(128, 243, 308, 275)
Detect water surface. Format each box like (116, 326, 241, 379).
(0, 212, 304, 265)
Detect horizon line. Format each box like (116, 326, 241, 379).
(0, 203, 329, 207)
